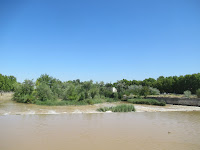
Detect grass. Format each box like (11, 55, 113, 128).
(127, 98, 166, 106)
(97, 104, 135, 112)
(34, 98, 117, 106)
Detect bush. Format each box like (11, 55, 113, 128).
(127, 98, 166, 106)
(36, 82, 55, 101)
(140, 86, 150, 97)
(35, 98, 106, 106)
(12, 80, 35, 103)
(196, 89, 200, 98)
(35, 100, 67, 106)
(111, 104, 135, 112)
(86, 99, 94, 105)
(97, 107, 110, 112)
(97, 104, 135, 112)
(105, 98, 119, 102)
(118, 92, 123, 99)
(149, 87, 160, 95)
(127, 85, 143, 96)
(184, 90, 191, 98)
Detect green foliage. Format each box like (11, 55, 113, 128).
(0, 74, 17, 92)
(78, 92, 85, 101)
(35, 82, 55, 101)
(10, 73, 200, 106)
(118, 92, 123, 99)
(184, 90, 191, 98)
(113, 73, 200, 94)
(89, 85, 99, 99)
(35, 98, 105, 106)
(86, 99, 94, 105)
(13, 80, 35, 103)
(105, 97, 119, 102)
(140, 86, 150, 97)
(36, 74, 59, 88)
(62, 83, 81, 100)
(196, 89, 200, 98)
(22, 80, 35, 95)
(127, 99, 166, 106)
(97, 104, 135, 112)
(149, 87, 160, 95)
(113, 92, 118, 100)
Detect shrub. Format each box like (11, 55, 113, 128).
(128, 93, 136, 99)
(184, 90, 191, 98)
(35, 100, 67, 106)
(106, 98, 116, 102)
(127, 98, 166, 106)
(196, 89, 200, 98)
(12, 80, 35, 103)
(113, 92, 118, 100)
(140, 86, 150, 97)
(35, 98, 106, 106)
(86, 99, 94, 105)
(127, 85, 143, 96)
(78, 92, 85, 101)
(149, 87, 160, 95)
(118, 92, 123, 99)
(97, 107, 110, 112)
(36, 82, 55, 101)
(97, 104, 135, 112)
(111, 104, 135, 112)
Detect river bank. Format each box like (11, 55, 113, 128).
(1, 93, 200, 115)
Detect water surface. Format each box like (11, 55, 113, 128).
(0, 94, 200, 150)
(0, 112, 200, 150)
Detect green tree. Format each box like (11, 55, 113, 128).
(36, 83, 54, 101)
(196, 89, 200, 98)
(140, 86, 150, 97)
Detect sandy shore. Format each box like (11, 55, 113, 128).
(133, 104, 200, 112)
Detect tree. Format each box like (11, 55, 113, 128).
(196, 89, 200, 98)
(140, 86, 150, 97)
(36, 82, 54, 101)
(36, 74, 57, 88)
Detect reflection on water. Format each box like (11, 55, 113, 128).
(0, 112, 200, 150)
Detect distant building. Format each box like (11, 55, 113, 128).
(111, 87, 117, 93)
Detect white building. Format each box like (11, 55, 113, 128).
(111, 87, 117, 93)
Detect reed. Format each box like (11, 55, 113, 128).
(97, 104, 135, 112)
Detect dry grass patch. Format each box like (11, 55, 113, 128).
(0, 92, 13, 101)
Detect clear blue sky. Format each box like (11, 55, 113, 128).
(1, 0, 200, 83)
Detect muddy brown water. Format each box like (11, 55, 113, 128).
(0, 94, 200, 150)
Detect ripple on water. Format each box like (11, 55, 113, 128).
(46, 110, 59, 114)
(26, 111, 36, 115)
(72, 109, 82, 113)
(3, 112, 10, 116)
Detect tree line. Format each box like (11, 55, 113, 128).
(0, 74, 17, 92)
(114, 73, 200, 94)
(13, 74, 159, 104)
(1, 73, 200, 103)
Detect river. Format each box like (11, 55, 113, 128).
(0, 93, 200, 150)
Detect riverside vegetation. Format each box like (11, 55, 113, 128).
(11, 74, 163, 106)
(97, 104, 135, 112)
(1, 73, 200, 109)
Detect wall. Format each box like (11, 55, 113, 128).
(147, 97, 200, 107)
